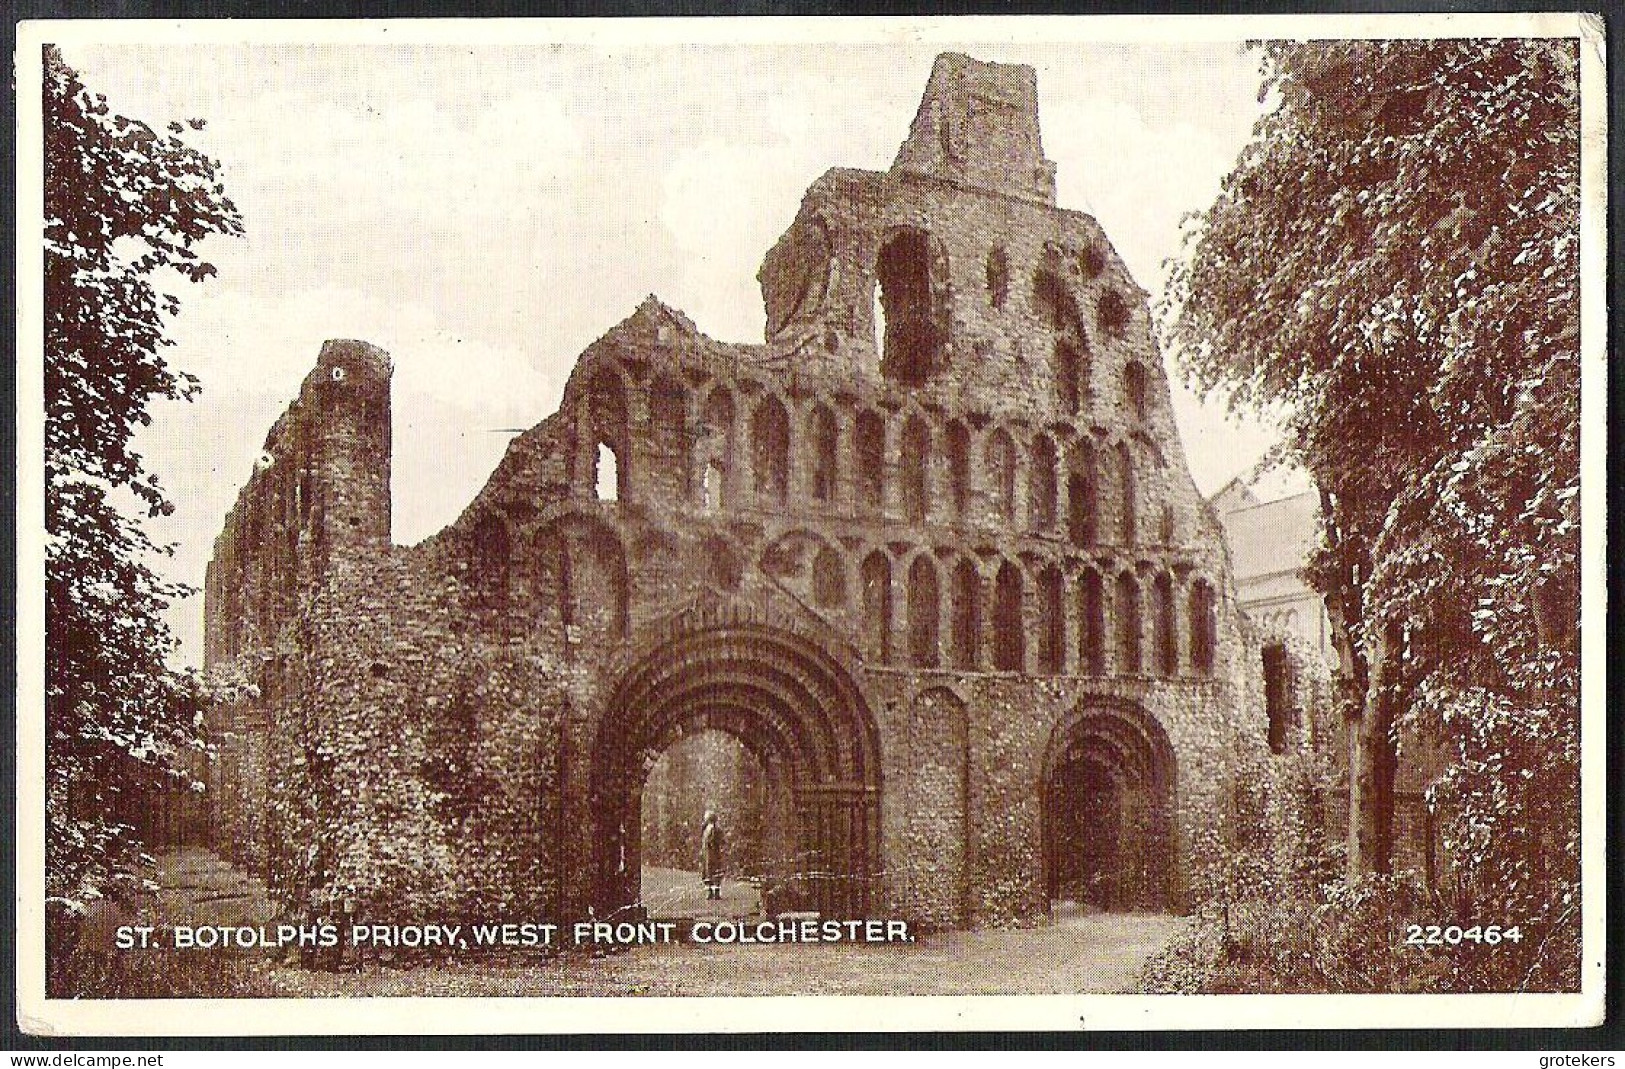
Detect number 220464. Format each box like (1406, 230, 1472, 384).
(1404, 924, 1523, 947)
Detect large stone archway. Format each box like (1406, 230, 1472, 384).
(590, 624, 882, 918)
(1041, 702, 1177, 911)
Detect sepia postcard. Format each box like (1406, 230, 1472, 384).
(14, 13, 1607, 1036)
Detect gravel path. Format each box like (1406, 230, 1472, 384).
(150, 852, 1187, 997)
(265, 906, 1186, 998)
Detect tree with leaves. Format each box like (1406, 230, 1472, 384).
(1163, 38, 1579, 961)
(44, 44, 243, 924)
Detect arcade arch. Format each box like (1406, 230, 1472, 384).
(1042, 702, 1176, 910)
(590, 625, 882, 918)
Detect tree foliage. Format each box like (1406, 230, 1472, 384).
(1162, 38, 1580, 980)
(44, 44, 243, 911)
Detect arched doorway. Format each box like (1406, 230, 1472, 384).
(591, 625, 881, 919)
(638, 728, 778, 918)
(1042, 703, 1176, 911)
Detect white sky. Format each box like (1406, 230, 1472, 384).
(60, 31, 1306, 667)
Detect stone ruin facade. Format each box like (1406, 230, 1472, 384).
(199, 54, 1323, 930)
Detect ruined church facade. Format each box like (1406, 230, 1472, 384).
(201, 55, 1308, 929)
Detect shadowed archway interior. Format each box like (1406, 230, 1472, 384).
(591, 625, 882, 919)
(1042, 703, 1176, 911)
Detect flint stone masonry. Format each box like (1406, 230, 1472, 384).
(202, 53, 1311, 929)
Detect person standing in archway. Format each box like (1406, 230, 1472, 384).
(699, 809, 724, 901)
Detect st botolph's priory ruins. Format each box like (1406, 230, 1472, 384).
(196, 54, 1334, 931)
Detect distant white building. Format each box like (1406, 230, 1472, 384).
(1210, 478, 1333, 664)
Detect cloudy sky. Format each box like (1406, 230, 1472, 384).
(55, 21, 1305, 665)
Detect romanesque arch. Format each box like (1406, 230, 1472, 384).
(949, 556, 980, 670)
(584, 367, 630, 501)
(855, 409, 886, 511)
(1042, 701, 1176, 910)
(750, 394, 791, 505)
(1066, 439, 1097, 548)
(1037, 563, 1065, 675)
(534, 513, 630, 641)
(1188, 577, 1217, 675)
(1115, 570, 1142, 675)
(992, 559, 1025, 672)
(987, 428, 1017, 523)
(900, 414, 931, 522)
(1078, 567, 1106, 676)
(700, 385, 736, 510)
(875, 226, 947, 385)
(1116, 440, 1137, 546)
(906, 553, 940, 668)
(590, 624, 882, 918)
(944, 420, 971, 517)
(1030, 433, 1058, 530)
(1152, 570, 1177, 677)
(648, 372, 688, 500)
(808, 403, 838, 503)
(860, 550, 894, 664)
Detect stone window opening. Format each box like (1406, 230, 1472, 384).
(861, 552, 894, 665)
(1057, 338, 1088, 416)
(993, 561, 1024, 672)
(1032, 267, 1073, 331)
(650, 378, 688, 497)
(1079, 570, 1106, 675)
(986, 246, 1009, 309)
(1263, 643, 1290, 754)
(1124, 361, 1149, 421)
(1067, 442, 1097, 548)
(1078, 242, 1107, 279)
(700, 387, 735, 510)
(1038, 565, 1065, 675)
(950, 558, 980, 670)
(856, 410, 886, 511)
(595, 442, 621, 502)
(1116, 441, 1137, 546)
(587, 370, 629, 501)
(1030, 434, 1058, 530)
(1035, 268, 1088, 414)
(987, 429, 1017, 524)
(901, 416, 931, 522)
(750, 396, 791, 505)
(946, 421, 971, 517)
(1116, 572, 1142, 676)
(1152, 572, 1177, 677)
(1189, 578, 1217, 674)
(907, 556, 941, 668)
(1097, 287, 1131, 338)
(875, 228, 943, 386)
(810, 405, 838, 502)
